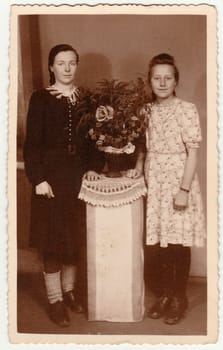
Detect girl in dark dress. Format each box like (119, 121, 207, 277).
(24, 44, 102, 327)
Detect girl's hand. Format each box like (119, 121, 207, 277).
(35, 181, 55, 198)
(85, 170, 101, 181)
(173, 190, 189, 211)
(126, 168, 142, 179)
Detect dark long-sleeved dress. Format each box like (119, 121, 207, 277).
(24, 88, 103, 261)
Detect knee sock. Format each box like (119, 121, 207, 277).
(159, 246, 175, 297)
(61, 264, 76, 293)
(43, 271, 63, 304)
(174, 246, 191, 298)
(157, 245, 191, 299)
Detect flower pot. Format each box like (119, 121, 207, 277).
(105, 153, 128, 178)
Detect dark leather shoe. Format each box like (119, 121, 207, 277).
(48, 300, 70, 327)
(148, 296, 172, 319)
(164, 296, 188, 325)
(63, 290, 84, 313)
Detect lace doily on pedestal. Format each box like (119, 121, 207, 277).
(78, 174, 147, 207)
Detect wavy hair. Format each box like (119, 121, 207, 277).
(48, 44, 79, 85)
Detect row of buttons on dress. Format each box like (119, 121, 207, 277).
(67, 98, 76, 155)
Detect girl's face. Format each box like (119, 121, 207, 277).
(150, 64, 177, 102)
(50, 50, 78, 86)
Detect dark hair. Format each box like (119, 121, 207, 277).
(48, 44, 79, 85)
(148, 53, 179, 100)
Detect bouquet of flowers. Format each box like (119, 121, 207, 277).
(78, 78, 151, 155)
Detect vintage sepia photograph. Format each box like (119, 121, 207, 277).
(8, 4, 218, 345)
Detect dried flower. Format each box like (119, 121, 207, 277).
(96, 105, 114, 122)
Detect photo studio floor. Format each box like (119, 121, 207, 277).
(17, 248, 207, 336)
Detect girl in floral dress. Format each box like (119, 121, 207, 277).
(141, 53, 205, 324)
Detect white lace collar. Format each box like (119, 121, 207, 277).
(46, 85, 79, 105)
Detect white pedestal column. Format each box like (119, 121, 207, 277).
(87, 198, 145, 322)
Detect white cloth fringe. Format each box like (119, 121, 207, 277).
(79, 175, 147, 207)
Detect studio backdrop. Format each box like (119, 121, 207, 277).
(17, 14, 207, 276)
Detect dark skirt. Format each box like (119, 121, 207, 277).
(29, 192, 86, 262)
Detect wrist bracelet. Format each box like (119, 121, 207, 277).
(180, 187, 190, 193)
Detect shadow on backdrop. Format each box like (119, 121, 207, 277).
(75, 52, 112, 88)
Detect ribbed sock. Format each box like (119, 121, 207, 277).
(61, 264, 76, 293)
(43, 271, 63, 304)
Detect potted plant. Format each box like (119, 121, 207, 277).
(78, 78, 151, 176)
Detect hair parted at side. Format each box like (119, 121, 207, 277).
(148, 52, 179, 83)
(48, 44, 79, 85)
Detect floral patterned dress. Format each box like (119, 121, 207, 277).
(145, 98, 206, 248)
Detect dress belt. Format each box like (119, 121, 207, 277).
(148, 151, 186, 155)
